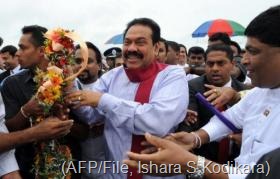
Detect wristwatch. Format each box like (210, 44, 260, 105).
(188, 155, 205, 179)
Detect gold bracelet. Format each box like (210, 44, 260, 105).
(20, 106, 29, 118)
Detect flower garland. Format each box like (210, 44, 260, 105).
(32, 28, 88, 178)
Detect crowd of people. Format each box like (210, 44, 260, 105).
(0, 4, 279, 179)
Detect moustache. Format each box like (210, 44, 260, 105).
(124, 51, 144, 59)
(78, 70, 90, 79)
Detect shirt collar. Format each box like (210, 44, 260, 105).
(223, 78, 232, 88)
(268, 87, 280, 99)
(23, 69, 36, 83)
(203, 75, 232, 87)
(10, 65, 22, 75)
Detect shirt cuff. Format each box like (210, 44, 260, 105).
(0, 123, 19, 177)
(72, 106, 96, 125)
(98, 93, 120, 113)
(201, 116, 232, 142)
(0, 150, 19, 177)
(226, 166, 248, 179)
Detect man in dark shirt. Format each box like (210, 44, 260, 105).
(179, 44, 246, 163)
(0, 25, 79, 179)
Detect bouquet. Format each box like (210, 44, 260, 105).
(32, 28, 88, 178)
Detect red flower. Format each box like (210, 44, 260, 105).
(59, 57, 67, 66)
(59, 37, 74, 51)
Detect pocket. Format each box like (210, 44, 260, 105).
(251, 140, 275, 163)
(242, 114, 260, 140)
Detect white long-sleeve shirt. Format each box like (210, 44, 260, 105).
(0, 65, 23, 176)
(202, 87, 280, 179)
(75, 65, 188, 179)
(0, 120, 19, 177)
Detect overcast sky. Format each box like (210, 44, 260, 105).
(1, 0, 279, 53)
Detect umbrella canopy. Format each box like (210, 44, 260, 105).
(192, 19, 245, 38)
(105, 33, 124, 44)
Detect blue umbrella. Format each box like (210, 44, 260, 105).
(105, 33, 124, 44)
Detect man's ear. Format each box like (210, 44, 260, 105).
(38, 46, 45, 57)
(97, 63, 101, 70)
(176, 52, 180, 59)
(153, 42, 160, 56)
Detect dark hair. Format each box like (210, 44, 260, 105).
(123, 18, 160, 44)
(206, 44, 233, 61)
(0, 37, 3, 47)
(22, 25, 47, 47)
(230, 41, 242, 55)
(159, 37, 168, 52)
(188, 46, 205, 56)
(245, 5, 280, 47)
(0, 45, 17, 56)
(208, 32, 231, 45)
(166, 40, 180, 52)
(75, 42, 102, 64)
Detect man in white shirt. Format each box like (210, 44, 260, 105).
(0, 46, 22, 124)
(66, 18, 188, 179)
(0, 45, 22, 83)
(178, 44, 188, 68)
(124, 5, 280, 179)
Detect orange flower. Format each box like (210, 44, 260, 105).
(51, 76, 63, 86)
(33, 27, 77, 179)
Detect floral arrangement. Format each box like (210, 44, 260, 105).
(32, 28, 88, 178)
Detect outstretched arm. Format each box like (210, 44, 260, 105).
(124, 133, 229, 179)
(0, 117, 73, 153)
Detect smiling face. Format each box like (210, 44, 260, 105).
(123, 25, 158, 69)
(178, 46, 187, 65)
(205, 50, 234, 87)
(243, 37, 280, 88)
(1, 52, 18, 70)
